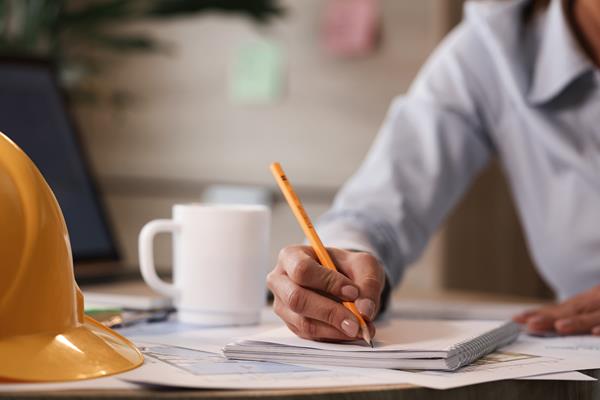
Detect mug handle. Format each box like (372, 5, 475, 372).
(139, 219, 180, 298)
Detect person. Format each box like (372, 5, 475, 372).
(267, 0, 600, 342)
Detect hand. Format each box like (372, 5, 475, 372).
(267, 245, 385, 342)
(513, 285, 600, 336)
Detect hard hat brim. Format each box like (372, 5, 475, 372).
(0, 316, 143, 382)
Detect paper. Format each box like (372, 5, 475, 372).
(235, 319, 514, 352)
(519, 371, 596, 381)
(122, 341, 411, 390)
(1, 304, 597, 394)
(390, 342, 600, 389)
(123, 340, 599, 390)
(322, 0, 380, 57)
(140, 343, 317, 375)
(389, 298, 537, 321)
(224, 319, 520, 370)
(507, 333, 600, 361)
(119, 311, 600, 389)
(116, 315, 282, 354)
(5, 306, 597, 392)
(230, 40, 283, 104)
(3, 343, 593, 393)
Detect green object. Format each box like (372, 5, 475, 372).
(85, 307, 123, 315)
(231, 40, 284, 104)
(0, 0, 285, 88)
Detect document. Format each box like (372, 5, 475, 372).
(116, 316, 283, 354)
(391, 341, 600, 389)
(2, 340, 593, 393)
(119, 318, 599, 390)
(122, 341, 411, 390)
(120, 340, 599, 390)
(514, 333, 600, 357)
(520, 371, 595, 381)
(3, 306, 598, 392)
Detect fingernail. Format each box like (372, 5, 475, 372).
(341, 319, 359, 337)
(529, 315, 547, 325)
(356, 298, 376, 320)
(556, 319, 573, 331)
(592, 326, 600, 336)
(514, 312, 530, 321)
(341, 285, 359, 300)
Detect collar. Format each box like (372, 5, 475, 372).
(528, 0, 594, 104)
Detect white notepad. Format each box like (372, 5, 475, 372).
(223, 319, 521, 371)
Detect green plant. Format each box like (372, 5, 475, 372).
(0, 0, 284, 85)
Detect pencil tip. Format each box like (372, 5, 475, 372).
(361, 326, 373, 348)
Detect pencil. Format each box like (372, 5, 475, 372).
(270, 162, 373, 347)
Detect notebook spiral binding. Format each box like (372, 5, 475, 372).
(449, 322, 521, 370)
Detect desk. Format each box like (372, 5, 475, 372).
(2, 283, 599, 400)
(3, 374, 600, 400)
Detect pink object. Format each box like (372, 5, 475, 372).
(322, 0, 381, 58)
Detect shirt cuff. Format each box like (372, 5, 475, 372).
(317, 220, 379, 256)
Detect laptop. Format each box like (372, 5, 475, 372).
(0, 58, 124, 282)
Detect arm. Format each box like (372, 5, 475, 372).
(269, 22, 495, 341)
(318, 23, 495, 296)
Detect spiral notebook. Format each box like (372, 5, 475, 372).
(223, 319, 521, 371)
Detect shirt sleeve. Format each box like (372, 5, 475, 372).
(318, 22, 495, 290)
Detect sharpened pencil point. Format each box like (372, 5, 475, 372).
(361, 325, 373, 348)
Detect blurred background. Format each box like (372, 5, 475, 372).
(0, 0, 552, 300)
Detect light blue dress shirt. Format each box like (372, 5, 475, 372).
(318, 0, 600, 301)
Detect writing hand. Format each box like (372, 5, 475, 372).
(267, 245, 385, 342)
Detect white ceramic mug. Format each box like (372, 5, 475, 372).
(138, 204, 270, 326)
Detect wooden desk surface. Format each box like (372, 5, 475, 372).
(4, 372, 600, 400)
(3, 283, 599, 400)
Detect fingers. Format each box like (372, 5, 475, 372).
(268, 272, 361, 337)
(512, 309, 539, 323)
(329, 248, 385, 321)
(554, 310, 600, 335)
(274, 299, 357, 341)
(513, 306, 556, 332)
(526, 315, 558, 334)
(274, 297, 377, 342)
(277, 246, 359, 301)
(512, 285, 600, 335)
(269, 245, 385, 342)
(514, 302, 573, 328)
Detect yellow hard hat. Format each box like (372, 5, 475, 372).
(0, 131, 143, 382)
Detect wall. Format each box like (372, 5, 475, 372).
(73, 0, 468, 293)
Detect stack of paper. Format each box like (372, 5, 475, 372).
(3, 306, 600, 392)
(224, 319, 520, 371)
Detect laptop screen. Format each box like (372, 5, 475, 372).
(0, 60, 119, 262)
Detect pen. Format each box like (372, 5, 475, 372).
(270, 162, 373, 347)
